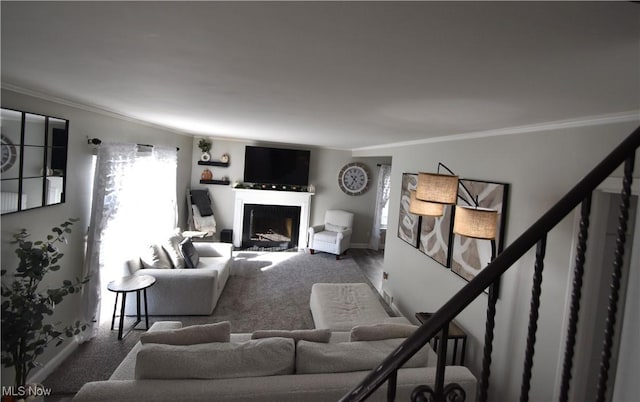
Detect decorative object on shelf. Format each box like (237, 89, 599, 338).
(337, 162, 370, 196)
(198, 139, 212, 161)
(1, 219, 90, 390)
(201, 168, 213, 180)
(220, 153, 230, 163)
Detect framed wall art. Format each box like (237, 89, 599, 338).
(450, 179, 509, 283)
(397, 173, 421, 247)
(418, 204, 454, 267)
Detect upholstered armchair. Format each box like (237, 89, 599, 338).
(308, 210, 354, 260)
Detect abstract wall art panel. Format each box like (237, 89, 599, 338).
(418, 204, 454, 267)
(397, 173, 421, 247)
(451, 179, 509, 282)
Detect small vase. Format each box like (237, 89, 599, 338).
(200, 152, 211, 162)
(201, 169, 213, 180)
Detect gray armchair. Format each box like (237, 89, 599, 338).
(308, 210, 354, 260)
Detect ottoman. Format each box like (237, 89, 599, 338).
(310, 283, 409, 331)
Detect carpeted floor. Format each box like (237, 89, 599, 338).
(42, 249, 386, 398)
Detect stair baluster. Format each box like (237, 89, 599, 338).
(596, 155, 635, 402)
(520, 236, 547, 402)
(559, 194, 592, 402)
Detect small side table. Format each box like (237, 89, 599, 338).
(415, 312, 468, 365)
(107, 275, 156, 340)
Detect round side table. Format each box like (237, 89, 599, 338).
(107, 274, 156, 340)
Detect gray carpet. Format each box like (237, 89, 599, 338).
(42, 250, 386, 396)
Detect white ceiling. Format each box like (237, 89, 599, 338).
(1, 1, 638, 150)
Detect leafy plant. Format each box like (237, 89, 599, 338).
(198, 138, 212, 153)
(1, 219, 90, 388)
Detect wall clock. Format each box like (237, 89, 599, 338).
(1, 134, 17, 173)
(338, 162, 370, 196)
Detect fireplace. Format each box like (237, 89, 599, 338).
(232, 188, 313, 250)
(242, 204, 301, 249)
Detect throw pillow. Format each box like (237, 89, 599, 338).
(180, 238, 199, 268)
(350, 323, 419, 342)
(135, 338, 295, 380)
(325, 222, 348, 232)
(162, 233, 186, 268)
(140, 321, 231, 345)
(295, 338, 429, 374)
(251, 329, 331, 343)
(147, 244, 173, 268)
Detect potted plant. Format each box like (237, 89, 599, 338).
(198, 139, 212, 161)
(1, 219, 90, 394)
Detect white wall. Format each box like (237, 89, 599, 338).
(355, 120, 639, 402)
(188, 137, 391, 246)
(0, 89, 193, 386)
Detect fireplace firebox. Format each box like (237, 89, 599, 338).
(242, 204, 301, 249)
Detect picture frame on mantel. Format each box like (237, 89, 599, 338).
(397, 173, 421, 248)
(450, 179, 509, 284)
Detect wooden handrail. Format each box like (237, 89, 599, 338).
(341, 125, 640, 401)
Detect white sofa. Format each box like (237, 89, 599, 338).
(124, 241, 232, 316)
(72, 321, 478, 402)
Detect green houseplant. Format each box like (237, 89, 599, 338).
(197, 139, 212, 153)
(1, 219, 89, 389)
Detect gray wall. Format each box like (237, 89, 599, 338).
(354, 120, 639, 402)
(188, 137, 391, 246)
(0, 89, 193, 386)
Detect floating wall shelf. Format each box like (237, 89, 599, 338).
(200, 179, 231, 185)
(198, 161, 229, 167)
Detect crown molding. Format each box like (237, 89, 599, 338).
(1, 83, 192, 137)
(352, 111, 640, 152)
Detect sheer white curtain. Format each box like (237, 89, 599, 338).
(79, 143, 177, 341)
(368, 164, 391, 250)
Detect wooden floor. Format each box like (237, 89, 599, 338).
(349, 248, 385, 291)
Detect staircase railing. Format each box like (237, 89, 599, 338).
(341, 126, 640, 402)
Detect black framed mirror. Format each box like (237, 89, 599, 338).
(1, 107, 68, 214)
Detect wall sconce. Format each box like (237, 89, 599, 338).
(408, 190, 444, 216)
(417, 172, 459, 204)
(453, 206, 498, 240)
(411, 163, 499, 248)
(410, 162, 504, 281)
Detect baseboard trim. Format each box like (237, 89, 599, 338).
(389, 301, 404, 318)
(27, 337, 80, 384)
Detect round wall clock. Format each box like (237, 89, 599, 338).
(338, 162, 370, 196)
(1, 134, 17, 173)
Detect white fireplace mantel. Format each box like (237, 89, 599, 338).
(232, 188, 314, 249)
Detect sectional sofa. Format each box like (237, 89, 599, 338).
(72, 321, 477, 402)
(74, 283, 477, 401)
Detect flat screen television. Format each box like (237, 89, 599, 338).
(243, 146, 310, 186)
